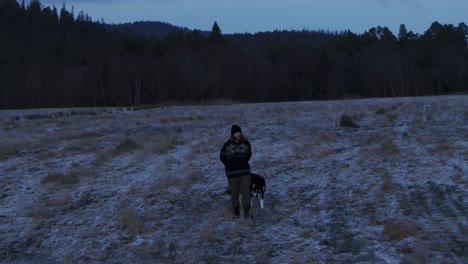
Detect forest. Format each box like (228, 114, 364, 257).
(1, 0, 467, 109)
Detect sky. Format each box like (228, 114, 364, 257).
(34, 0, 467, 34)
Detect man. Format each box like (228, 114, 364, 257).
(220, 125, 253, 219)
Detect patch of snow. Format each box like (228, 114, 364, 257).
(1, 95, 467, 263)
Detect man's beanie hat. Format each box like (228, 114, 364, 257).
(231, 124, 242, 136)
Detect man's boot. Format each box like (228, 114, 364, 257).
(244, 207, 253, 219)
(233, 207, 240, 218)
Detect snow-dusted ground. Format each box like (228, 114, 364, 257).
(1, 96, 467, 263)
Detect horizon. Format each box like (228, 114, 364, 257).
(26, 0, 467, 35)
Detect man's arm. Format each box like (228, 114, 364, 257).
(246, 140, 252, 161)
(220, 143, 228, 166)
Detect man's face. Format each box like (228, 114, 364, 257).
(233, 132, 242, 140)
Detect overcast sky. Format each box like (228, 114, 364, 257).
(36, 0, 467, 34)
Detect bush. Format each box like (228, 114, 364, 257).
(382, 218, 419, 241)
(118, 208, 143, 234)
(340, 114, 359, 128)
(41, 171, 79, 185)
(113, 138, 141, 154)
(377, 139, 400, 156)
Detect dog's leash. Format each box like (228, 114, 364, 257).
(198, 167, 225, 195)
(188, 167, 227, 220)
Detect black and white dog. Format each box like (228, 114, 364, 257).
(249, 173, 266, 209)
(230, 173, 267, 209)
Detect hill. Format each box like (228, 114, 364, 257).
(1, 95, 467, 263)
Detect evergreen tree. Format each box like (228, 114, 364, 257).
(398, 24, 408, 40)
(209, 21, 224, 43)
(0, 1, 467, 108)
(60, 3, 73, 26)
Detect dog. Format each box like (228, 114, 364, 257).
(248, 173, 267, 209)
(228, 173, 267, 209)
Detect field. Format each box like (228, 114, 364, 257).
(1, 96, 467, 263)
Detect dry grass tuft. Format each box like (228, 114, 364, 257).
(185, 167, 203, 184)
(70, 130, 103, 140)
(118, 208, 144, 235)
(375, 108, 387, 115)
(151, 139, 175, 154)
(339, 114, 359, 128)
(254, 243, 275, 263)
(186, 139, 217, 161)
(451, 173, 464, 184)
(42, 193, 72, 207)
(299, 230, 313, 239)
(360, 132, 383, 146)
(386, 113, 398, 123)
(41, 171, 79, 185)
(292, 131, 339, 159)
(127, 184, 141, 195)
(398, 241, 414, 254)
(93, 150, 110, 166)
(364, 203, 378, 225)
(0, 138, 24, 160)
(113, 138, 141, 154)
(380, 173, 395, 193)
(147, 174, 183, 197)
(400, 251, 428, 264)
(198, 226, 220, 244)
(315, 130, 339, 144)
(429, 141, 456, 156)
(382, 218, 419, 241)
(25, 205, 51, 219)
(0, 148, 19, 160)
(219, 207, 234, 219)
(292, 143, 316, 159)
(377, 139, 400, 156)
(148, 136, 186, 155)
(60, 142, 89, 154)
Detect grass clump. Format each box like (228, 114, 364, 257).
(113, 138, 141, 154)
(380, 173, 395, 193)
(118, 208, 144, 235)
(339, 114, 359, 128)
(25, 205, 51, 219)
(41, 171, 79, 185)
(375, 108, 386, 115)
(382, 218, 419, 241)
(377, 139, 400, 156)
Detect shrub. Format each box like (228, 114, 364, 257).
(25, 205, 51, 219)
(151, 138, 176, 154)
(93, 149, 110, 166)
(382, 218, 419, 241)
(0, 143, 20, 160)
(375, 108, 386, 115)
(118, 208, 143, 235)
(113, 138, 141, 154)
(339, 114, 359, 128)
(380, 173, 395, 192)
(41, 171, 79, 185)
(377, 139, 400, 156)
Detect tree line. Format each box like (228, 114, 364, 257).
(1, 0, 467, 109)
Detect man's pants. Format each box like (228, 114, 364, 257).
(228, 174, 251, 211)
